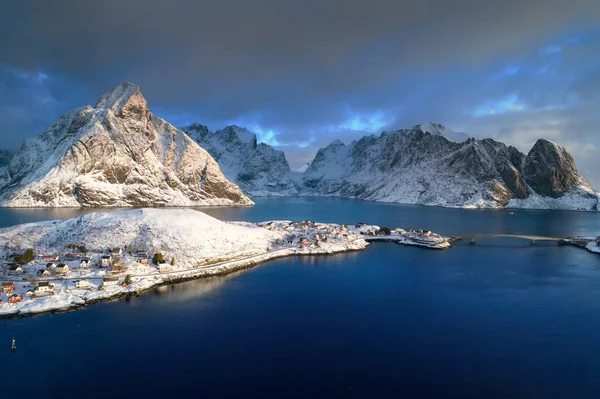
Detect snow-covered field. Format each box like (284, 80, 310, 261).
(0, 209, 451, 318)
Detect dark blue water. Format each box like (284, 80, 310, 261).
(1, 198, 599, 398)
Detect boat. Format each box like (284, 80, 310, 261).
(11, 338, 16, 351)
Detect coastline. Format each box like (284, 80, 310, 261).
(0, 239, 371, 319)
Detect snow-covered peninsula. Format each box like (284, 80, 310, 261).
(0, 209, 450, 318)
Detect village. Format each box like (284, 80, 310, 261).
(0, 210, 452, 317)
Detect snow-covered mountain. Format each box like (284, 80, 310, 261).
(302, 124, 597, 210)
(179, 121, 596, 210)
(0, 83, 252, 207)
(182, 124, 299, 196)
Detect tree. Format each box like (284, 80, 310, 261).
(379, 227, 391, 235)
(170, 257, 175, 266)
(22, 249, 35, 262)
(80, 245, 88, 254)
(123, 275, 132, 286)
(153, 253, 165, 265)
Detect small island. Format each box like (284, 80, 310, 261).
(0, 209, 450, 318)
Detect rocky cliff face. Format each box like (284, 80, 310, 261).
(302, 124, 597, 210)
(522, 139, 590, 198)
(0, 83, 252, 207)
(183, 124, 300, 196)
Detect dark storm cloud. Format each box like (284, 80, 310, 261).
(0, 0, 599, 187)
(3, 0, 599, 104)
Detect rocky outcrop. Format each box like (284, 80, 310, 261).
(523, 139, 590, 198)
(0, 83, 252, 207)
(183, 124, 300, 196)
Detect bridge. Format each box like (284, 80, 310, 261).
(447, 233, 564, 245)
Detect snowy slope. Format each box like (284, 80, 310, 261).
(0, 208, 280, 268)
(183, 124, 300, 196)
(0, 83, 252, 207)
(417, 122, 470, 142)
(302, 124, 597, 210)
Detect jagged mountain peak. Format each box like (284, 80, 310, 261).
(415, 122, 470, 143)
(327, 139, 346, 147)
(217, 125, 257, 145)
(184, 123, 299, 196)
(523, 137, 592, 198)
(183, 123, 212, 142)
(94, 82, 147, 116)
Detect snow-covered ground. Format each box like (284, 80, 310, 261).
(586, 241, 600, 254)
(0, 209, 451, 318)
(507, 190, 599, 212)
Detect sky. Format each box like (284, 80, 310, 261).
(1, 0, 599, 188)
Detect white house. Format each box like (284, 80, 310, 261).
(101, 256, 111, 266)
(55, 264, 70, 275)
(102, 276, 120, 287)
(158, 264, 171, 273)
(80, 258, 91, 268)
(35, 281, 54, 295)
(37, 269, 51, 277)
(75, 280, 90, 289)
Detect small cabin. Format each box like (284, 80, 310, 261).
(1, 281, 15, 293)
(35, 281, 54, 295)
(75, 280, 90, 289)
(102, 277, 120, 287)
(8, 294, 23, 304)
(80, 258, 91, 268)
(299, 237, 309, 244)
(158, 264, 171, 273)
(101, 256, 111, 266)
(64, 253, 82, 261)
(55, 264, 69, 275)
(46, 262, 56, 270)
(37, 269, 51, 277)
(134, 250, 148, 258)
(138, 258, 149, 265)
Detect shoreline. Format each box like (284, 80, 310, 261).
(0, 240, 371, 320)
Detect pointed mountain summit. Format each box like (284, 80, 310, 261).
(0, 83, 252, 207)
(182, 124, 300, 196)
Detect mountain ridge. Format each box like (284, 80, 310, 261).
(185, 121, 597, 211)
